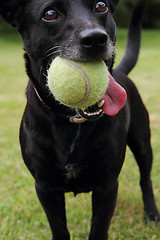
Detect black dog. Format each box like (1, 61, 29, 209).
(1, 0, 160, 239)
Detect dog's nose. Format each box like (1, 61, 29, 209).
(80, 28, 108, 49)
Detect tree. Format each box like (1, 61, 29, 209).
(114, 0, 160, 28)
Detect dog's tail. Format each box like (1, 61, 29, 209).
(115, 0, 146, 75)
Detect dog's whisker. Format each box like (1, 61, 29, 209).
(42, 45, 60, 57)
(43, 72, 48, 77)
(41, 50, 62, 61)
(41, 48, 60, 60)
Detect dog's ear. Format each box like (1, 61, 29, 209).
(0, 0, 27, 28)
(108, 0, 119, 14)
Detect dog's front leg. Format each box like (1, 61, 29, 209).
(89, 181, 118, 240)
(35, 182, 70, 240)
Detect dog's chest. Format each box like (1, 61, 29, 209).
(49, 122, 102, 191)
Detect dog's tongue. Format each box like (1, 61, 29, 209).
(101, 74, 127, 116)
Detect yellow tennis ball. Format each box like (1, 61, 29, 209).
(47, 57, 109, 109)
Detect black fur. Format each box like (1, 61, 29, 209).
(1, 0, 159, 239)
(115, 0, 146, 74)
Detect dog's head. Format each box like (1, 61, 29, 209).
(1, 0, 118, 61)
(1, 0, 121, 120)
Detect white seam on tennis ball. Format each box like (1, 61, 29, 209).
(63, 59, 91, 106)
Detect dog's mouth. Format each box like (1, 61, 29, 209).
(45, 57, 127, 123)
(36, 68, 126, 123)
(71, 74, 127, 123)
(76, 102, 104, 122)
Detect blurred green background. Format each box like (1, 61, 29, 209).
(114, 0, 160, 28)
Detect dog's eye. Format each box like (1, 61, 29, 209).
(95, 2, 108, 13)
(43, 10, 58, 22)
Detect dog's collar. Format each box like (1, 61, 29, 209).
(33, 85, 87, 124)
(33, 86, 51, 110)
(70, 115, 87, 124)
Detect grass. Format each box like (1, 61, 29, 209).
(0, 29, 160, 240)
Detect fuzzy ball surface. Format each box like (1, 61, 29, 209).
(47, 57, 109, 109)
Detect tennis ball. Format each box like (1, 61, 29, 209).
(47, 57, 109, 109)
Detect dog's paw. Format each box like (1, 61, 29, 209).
(144, 211, 160, 226)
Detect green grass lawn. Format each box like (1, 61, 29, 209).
(0, 29, 160, 240)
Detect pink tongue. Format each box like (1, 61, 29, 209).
(101, 74, 127, 116)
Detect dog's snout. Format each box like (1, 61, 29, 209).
(80, 28, 108, 49)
